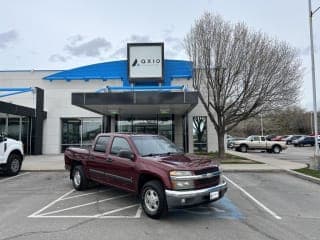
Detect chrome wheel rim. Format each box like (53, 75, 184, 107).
(274, 146, 280, 153)
(144, 189, 159, 212)
(74, 170, 81, 186)
(11, 158, 20, 173)
(241, 146, 246, 152)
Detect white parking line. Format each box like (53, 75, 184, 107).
(28, 189, 75, 217)
(0, 172, 30, 183)
(39, 194, 131, 216)
(29, 188, 142, 219)
(94, 204, 140, 217)
(224, 176, 282, 220)
(60, 189, 112, 201)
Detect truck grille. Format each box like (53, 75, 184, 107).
(194, 176, 220, 189)
(194, 167, 219, 175)
(194, 167, 220, 189)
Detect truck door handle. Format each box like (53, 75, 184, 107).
(106, 158, 113, 162)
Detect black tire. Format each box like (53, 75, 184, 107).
(240, 144, 248, 153)
(141, 180, 167, 219)
(272, 145, 281, 154)
(6, 153, 22, 176)
(72, 165, 88, 191)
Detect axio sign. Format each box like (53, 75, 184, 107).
(128, 43, 164, 82)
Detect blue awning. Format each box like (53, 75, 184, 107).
(43, 59, 193, 86)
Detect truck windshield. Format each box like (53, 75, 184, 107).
(131, 135, 183, 157)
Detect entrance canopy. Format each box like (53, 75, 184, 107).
(72, 91, 198, 115)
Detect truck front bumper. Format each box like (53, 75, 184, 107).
(165, 181, 228, 208)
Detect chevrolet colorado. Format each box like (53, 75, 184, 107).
(64, 133, 227, 219)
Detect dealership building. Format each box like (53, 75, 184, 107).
(0, 43, 218, 155)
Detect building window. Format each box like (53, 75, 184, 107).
(193, 116, 207, 152)
(116, 114, 174, 142)
(61, 118, 102, 152)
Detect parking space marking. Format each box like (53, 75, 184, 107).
(28, 189, 142, 219)
(94, 204, 140, 217)
(40, 194, 130, 216)
(28, 189, 75, 217)
(0, 172, 30, 183)
(60, 189, 112, 201)
(224, 176, 282, 220)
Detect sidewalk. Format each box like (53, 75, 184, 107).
(21, 151, 307, 172)
(22, 154, 65, 171)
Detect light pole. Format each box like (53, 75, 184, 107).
(308, 0, 320, 169)
(260, 114, 264, 136)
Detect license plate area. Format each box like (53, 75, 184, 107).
(209, 191, 219, 200)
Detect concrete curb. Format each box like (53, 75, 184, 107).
(223, 169, 284, 173)
(21, 169, 66, 172)
(284, 169, 320, 185)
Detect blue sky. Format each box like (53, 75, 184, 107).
(0, 0, 318, 109)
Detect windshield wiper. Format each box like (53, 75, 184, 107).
(160, 151, 183, 156)
(142, 153, 160, 157)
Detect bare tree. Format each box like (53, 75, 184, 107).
(184, 13, 302, 158)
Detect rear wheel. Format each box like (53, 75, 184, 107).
(72, 165, 88, 191)
(272, 145, 281, 154)
(6, 153, 22, 176)
(141, 180, 167, 219)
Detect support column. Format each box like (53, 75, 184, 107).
(32, 87, 44, 155)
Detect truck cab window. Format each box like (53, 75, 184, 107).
(110, 137, 131, 156)
(94, 136, 110, 153)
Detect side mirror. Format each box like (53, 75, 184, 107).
(118, 149, 134, 160)
(251, 139, 253, 142)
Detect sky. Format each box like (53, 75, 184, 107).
(0, 0, 319, 109)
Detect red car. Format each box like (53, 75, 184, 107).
(271, 135, 288, 141)
(64, 133, 227, 219)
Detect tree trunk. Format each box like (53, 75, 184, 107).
(217, 129, 225, 159)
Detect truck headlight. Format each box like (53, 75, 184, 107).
(170, 171, 194, 190)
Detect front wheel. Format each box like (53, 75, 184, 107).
(72, 165, 88, 191)
(141, 180, 167, 219)
(6, 153, 22, 176)
(240, 145, 248, 153)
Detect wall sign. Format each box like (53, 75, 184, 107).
(127, 43, 164, 83)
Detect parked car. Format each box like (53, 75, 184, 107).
(265, 134, 276, 141)
(232, 135, 287, 153)
(293, 136, 315, 147)
(64, 133, 228, 219)
(285, 135, 304, 145)
(0, 133, 24, 175)
(227, 137, 246, 148)
(271, 135, 286, 141)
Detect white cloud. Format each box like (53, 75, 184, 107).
(0, 30, 18, 49)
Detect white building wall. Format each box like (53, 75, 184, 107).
(0, 71, 122, 154)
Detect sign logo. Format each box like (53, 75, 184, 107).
(131, 58, 161, 67)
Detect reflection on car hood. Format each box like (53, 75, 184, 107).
(156, 153, 219, 169)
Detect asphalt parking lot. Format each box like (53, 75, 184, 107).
(0, 171, 320, 240)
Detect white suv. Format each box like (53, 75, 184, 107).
(0, 134, 24, 175)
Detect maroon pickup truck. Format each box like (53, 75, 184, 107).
(64, 133, 227, 219)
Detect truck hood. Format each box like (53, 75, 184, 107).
(153, 153, 219, 170)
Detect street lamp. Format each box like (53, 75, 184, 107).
(308, 0, 320, 169)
